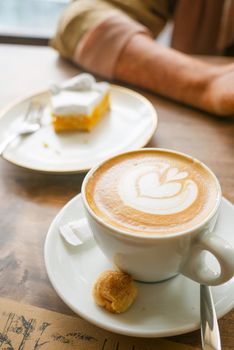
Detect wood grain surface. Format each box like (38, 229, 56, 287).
(0, 44, 233, 349)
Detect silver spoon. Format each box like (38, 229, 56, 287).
(200, 284, 221, 350)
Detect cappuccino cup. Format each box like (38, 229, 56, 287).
(81, 148, 234, 285)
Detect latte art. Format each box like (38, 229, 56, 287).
(85, 150, 219, 235)
(119, 165, 198, 215)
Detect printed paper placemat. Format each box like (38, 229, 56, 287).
(0, 297, 199, 350)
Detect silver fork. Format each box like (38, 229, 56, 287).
(0, 99, 43, 156)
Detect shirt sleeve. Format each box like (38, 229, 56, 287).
(73, 14, 152, 78)
(51, 0, 172, 60)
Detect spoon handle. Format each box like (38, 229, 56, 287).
(200, 284, 221, 350)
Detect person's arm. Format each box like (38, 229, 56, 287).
(52, 0, 234, 117)
(115, 34, 234, 116)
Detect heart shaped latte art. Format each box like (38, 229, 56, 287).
(119, 164, 198, 215)
(137, 171, 183, 199)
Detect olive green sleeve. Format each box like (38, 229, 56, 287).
(51, 0, 173, 60)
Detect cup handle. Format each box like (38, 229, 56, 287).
(181, 234, 234, 285)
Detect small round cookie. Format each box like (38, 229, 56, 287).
(93, 270, 137, 313)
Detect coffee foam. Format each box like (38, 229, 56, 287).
(85, 151, 219, 235)
(119, 164, 198, 215)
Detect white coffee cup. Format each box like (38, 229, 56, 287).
(81, 149, 234, 285)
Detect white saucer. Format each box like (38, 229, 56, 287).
(44, 195, 234, 338)
(0, 86, 157, 173)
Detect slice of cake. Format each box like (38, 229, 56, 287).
(50, 73, 110, 132)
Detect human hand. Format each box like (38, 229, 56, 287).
(201, 64, 234, 117)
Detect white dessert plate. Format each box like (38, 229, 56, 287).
(0, 86, 157, 173)
(44, 194, 234, 338)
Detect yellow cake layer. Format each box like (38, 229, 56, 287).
(52, 93, 110, 132)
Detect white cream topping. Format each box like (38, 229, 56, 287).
(50, 73, 109, 116)
(119, 163, 198, 215)
(50, 73, 95, 93)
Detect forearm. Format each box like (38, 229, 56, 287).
(54, 1, 234, 116)
(115, 34, 214, 110)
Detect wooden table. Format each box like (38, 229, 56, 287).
(0, 44, 233, 349)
